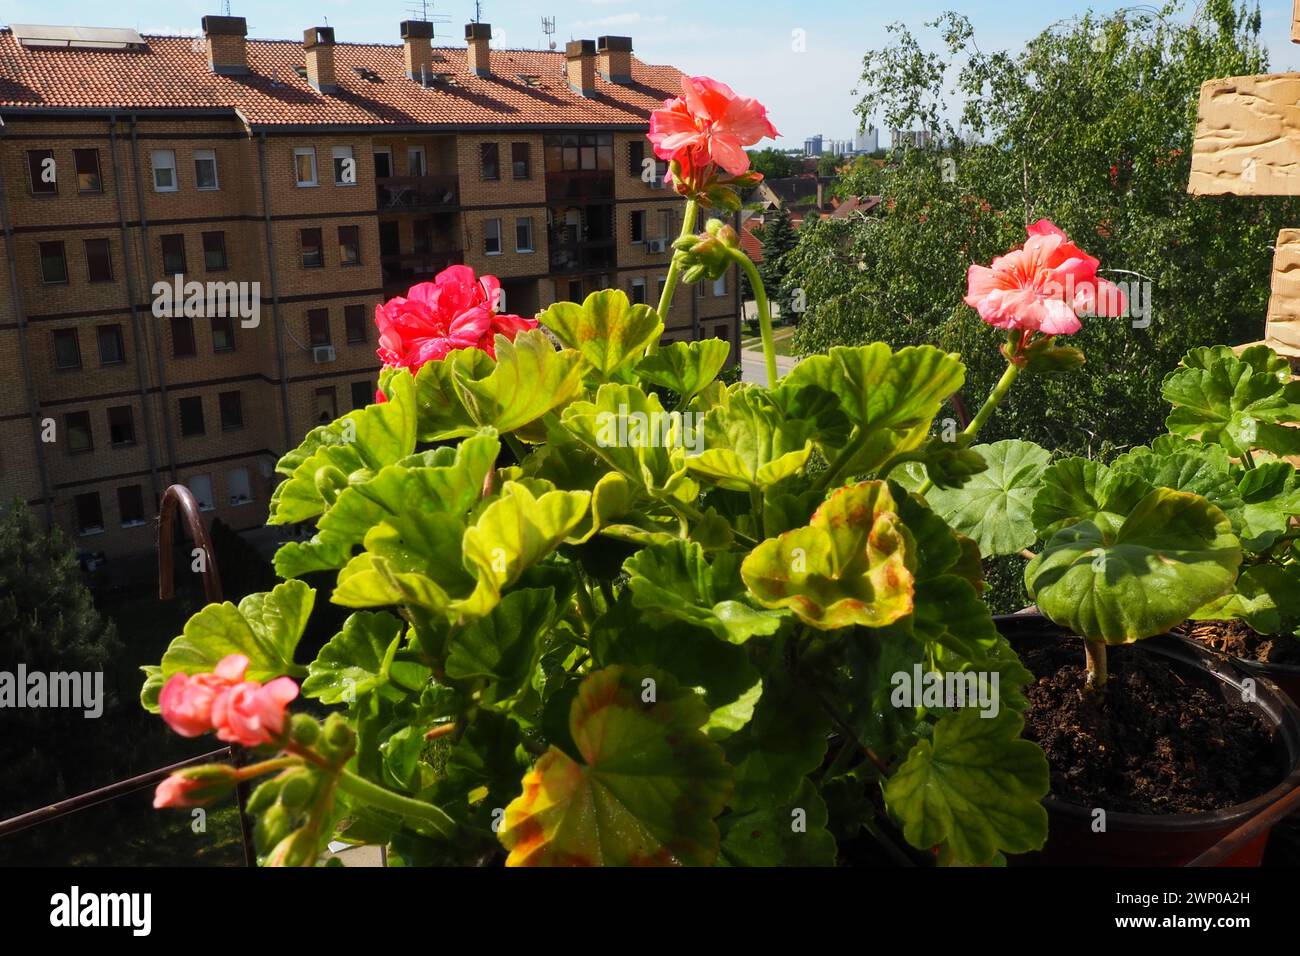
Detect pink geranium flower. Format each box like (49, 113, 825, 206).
(211, 678, 300, 748)
(964, 219, 1126, 335)
(649, 76, 778, 178)
(375, 265, 536, 374)
(159, 654, 249, 738)
(153, 774, 206, 809)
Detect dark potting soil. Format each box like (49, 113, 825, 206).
(1019, 637, 1285, 814)
(1183, 619, 1300, 667)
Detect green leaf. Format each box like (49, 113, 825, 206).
(924, 440, 1051, 556)
(741, 480, 915, 631)
(1192, 564, 1300, 634)
(1026, 488, 1242, 643)
(538, 288, 663, 379)
(302, 611, 404, 705)
(1163, 344, 1300, 458)
(635, 339, 732, 402)
(410, 352, 484, 442)
(1030, 457, 1152, 538)
(149, 581, 314, 711)
(624, 539, 786, 644)
(445, 588, 558, 703)
(782, 343, 965, 475)
(1234, 461, 1300, 550)
(883, 708, 1049, 866)
(452, 329, 584, 436)
(268, 371, 419, 525)
(718, 777, 836, 866)
(685, 387, 815, 491)
(498, 665, 733, 866)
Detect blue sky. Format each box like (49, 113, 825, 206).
(4, 1, 1300, 144)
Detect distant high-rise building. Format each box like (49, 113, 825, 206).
(854, 127, 879, 154)
(804, 134, 823, 157)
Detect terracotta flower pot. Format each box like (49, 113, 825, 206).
(997, 613, 1300, 866)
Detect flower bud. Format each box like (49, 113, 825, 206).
(153, 763, 238, 808)
(290, 713, 321, 746)
(278, 769, 317, 811)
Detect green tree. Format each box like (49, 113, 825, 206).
(817, 153, 846, 178)
(747, 147, 796, 180)
(757, 206, 801, 321)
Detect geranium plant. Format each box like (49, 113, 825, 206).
(139, 78, 1084, 868)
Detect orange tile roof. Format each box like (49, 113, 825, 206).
(0, 31, 684, 129)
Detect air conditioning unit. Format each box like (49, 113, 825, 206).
(646, 238, 668, 253)
(312, 345, 336, 364)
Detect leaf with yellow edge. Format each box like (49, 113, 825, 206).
(741, 480, 915, 630)
(538, 289, 663, 380)
(451, 329, 584, 436)
(499, 665, 733, 866)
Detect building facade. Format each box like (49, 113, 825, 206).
(0, 19, 740, 558)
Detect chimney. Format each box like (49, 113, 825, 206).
(402, 20, 433, 80)
(596, 36, 632, 85)
(202, 15, 248, 75)
(466, 23, 491, 78)
(303, 26, 337, 94)
(566, 39, 596, 97)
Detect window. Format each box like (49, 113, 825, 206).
(66, 411, 93, 454)
(630, 277, 646, 305)
(227, 467, 252, 505)
(657, 276, 667, 301)
(333, 146, 356, 185)
(315, 386, 337, 423)
(308, 309, 331, 346)
(630, 210, 645, 244)
(171, 316, 196, 357)
(219, 390, 244, 430)
(202, 231, 228, 271)
(659, 209, 674, 241)
(568, 279, 583, 302)
(629, 140, 645, 177)
(85, 238, 113, 282)
(178, 396, 206, 437)
(481, 143, 500, 180)
(27, 149, 57, 196)
(407, 146, 426, 177)
(97, 324, 125, 365)
(187, 475, 215, 512)
(74, 492, 104, 535)
(338, 225, 361, 265)
(160, 234, 187, 275)
(345, 305, 368, 344)
(151, 150, 178, 191)
(511, 142, 530, 179)
(211, 314, 235, 352)
(714, 274, 728, 297)
(351, 380, 372, 410)
(108, 405, 136, 446)
(118, 485, 146, 527)
(39, 241, 68, 284)
(544, 133, 613, 172)
(74, 149, 102, 194)
(300, 228, 324, 268)
(194, 149, 219, 190)
(483, 218, 502, 255)
(515, 216, 534, 253)
(52, 329, 81, 370)
(294, 147, 318, 186)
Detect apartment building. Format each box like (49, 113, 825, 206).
(0, 18, 740, 559)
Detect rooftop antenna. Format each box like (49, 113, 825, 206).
(542, 16, 556, 51)
(405, 1, 451, 37)
(221, 0, 232, 15)
(473, 1, 484, 23)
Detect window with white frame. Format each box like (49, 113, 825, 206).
(187, 474, 215, 512)
(713, 274, 727, 297)
(484, 218, 502, 255)
(630, 276, 646, 305)
(226, 467, 252, 506)
(515, 216, 534, 253)
(151, 150, 178, 192)
(194, 149, 219, 190)
(333, 145, 356, 185)
(294, 147, 318, 187)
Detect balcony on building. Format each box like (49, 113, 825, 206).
(379, 216, 462, 293)
(548, 203, 616, 275)
(373, 135, 459, 212)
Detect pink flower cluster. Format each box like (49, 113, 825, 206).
(159, 654, 298, 748)
(648, 76, 778, 195)
(964, 219, 1126, 336)
(375, 265, 536, 374)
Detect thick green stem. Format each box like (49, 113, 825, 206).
(917, 359, 1021, 496)
(733, 251, 779, 388)
(1084, 640, 1108, 689)
(337, 768, 457, 839)
(648, 200, 700, 354)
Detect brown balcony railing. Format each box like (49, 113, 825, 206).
(381, 249, 465, 288)
(548, 238, 616, 274)
(545, 171, 615, 202)
(376, 174, 459, 211)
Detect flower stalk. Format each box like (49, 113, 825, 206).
(649, 199, 700, 352)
